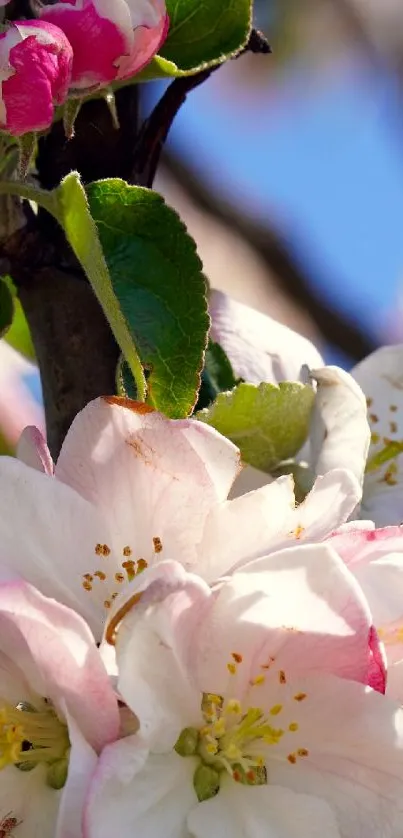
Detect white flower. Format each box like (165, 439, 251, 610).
(0, 397, 361, 640)
(0, 573, 119, 837)
(85, 552, 403, 838)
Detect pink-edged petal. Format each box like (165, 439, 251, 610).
(209, 289, 324, 384)
(56, 708, 97, 838)
(116, 10, 169, 80)
(84, 738, 195, 838)
(266, 674, 403, 838)
(0, 456, 112, 635)
(181, 544, 378, 698)
(0, 580, 119, 750)
(352, 345, 403, 526)
(55, 397, 240, 567)
(187, 781, 341, 838)
(327, 527, 403, 625)
(112, 547, 378, 737)
(310, 366, 370, 488)
(17, 426, 54, 475)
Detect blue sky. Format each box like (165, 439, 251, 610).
(163, 57, 403, 341)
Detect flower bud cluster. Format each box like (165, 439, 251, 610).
(0, 0, 168, 136)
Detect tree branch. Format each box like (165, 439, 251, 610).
(132, 28, 271, 188)
(162, 150, 377, 361)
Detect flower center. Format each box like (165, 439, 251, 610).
(0, 700, 70, 789)
(175, 691, 305, 802)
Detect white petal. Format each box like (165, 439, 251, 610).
(266, 674, 403, 838)
(56, 398, 240, 567)
(209, 289, 324, 384)
(200, 468, 361, 580)
(85, 739, 196, 838)
(187, 780, 341, 838)
(0, 456, 111, 635)
(56, 709, 97, 838)
(113, 562, 208, 748)
(0, 765, 59, 838)
(310, 366, 370, 488)
(198, 475, 295, 580)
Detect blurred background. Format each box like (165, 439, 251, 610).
(3, 0, 403, 450)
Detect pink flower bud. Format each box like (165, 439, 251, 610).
(0, 21, 73, 136)
(39, 0, 169, 90)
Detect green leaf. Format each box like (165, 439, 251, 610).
(87, 178, 209, 418)
(195, 340, 238, 411)
(0, 173, 147, 400)
(0, 275, 15, 338)
(197, 381, 315, 472)
(161, 0, 252, 71)
(0, 173, 209, 417)
(55, 173, 147, 401)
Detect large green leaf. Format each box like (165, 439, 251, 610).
(55, 173, 147, 401)
(0, 275, 15, 338)
(161, 0, 253, 71)
(87, 179, 209, 417)
(197, 381, 315, 472)
(0, 173, 209, 416)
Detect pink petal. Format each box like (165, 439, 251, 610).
(0, 22, 73, 135)
(0, 579, 119, 750)
(17, 426, 54, 475)
(40, 0, 131, 88)
(116, 11, 169, 80)
(181, 544, 379, 696)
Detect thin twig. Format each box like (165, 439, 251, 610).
(132, 28, 271, 188)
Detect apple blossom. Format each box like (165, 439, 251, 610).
(0, 574, 119, 838)
(85, 549, 403, 838)
(0, 21, 73, 136)
(0, 397, 362, 640)
(39, 0, 168, 90)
